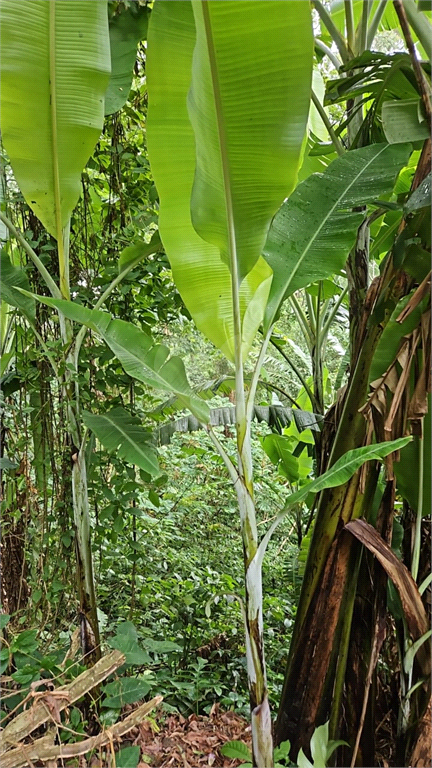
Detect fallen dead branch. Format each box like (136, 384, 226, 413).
(1, 695, 163, 768)
(0, 649, 125, 751)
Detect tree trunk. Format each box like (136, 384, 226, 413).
(71, 429, 101, 663)
(1, 504, 29, 616)
(1, 460, 29, 616)
(275, 141, 431, 760)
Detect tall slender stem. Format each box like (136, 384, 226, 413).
(400, 0, 432, 62)
(314, 38, 342, 71)
(318, 298, 330, 346)
(312, 283, 325, 415)
(246, 326, 273, 426)
(345, 0, 355, 51)
(305, 291, 317, 337)
(56, 215, 100, 661)
(313, 1, 350, 64)
(328, 545, 363, 740)
(315, 283, 322, 340)
(355, 0, 372, 55)
(199, 4, 272, 763)
(290, 294, 314, 348)
(269, 336, 316, 410)
(311, 90, 345, 157)
(0, 212, 61, 299)
(4, 199, 100, 658)
(320, 285, 348, 341)
(205, 425, 239, 486)
(367, 0, 388, 48)
(1, 304, 13, 352)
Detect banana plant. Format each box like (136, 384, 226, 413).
(143, 2, 415, 763)
(144, 2, 428, 764)
(146, 3, 312, 763)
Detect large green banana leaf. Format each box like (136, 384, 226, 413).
(146, 0, 313, 361)
(256, 435, 412, 560)
(0, 0, 110, 239)
(83, 407, 159, 476)
(263, 142, 411, 330)
(187, 0, 312, 280)
(26, 296, 209, 423)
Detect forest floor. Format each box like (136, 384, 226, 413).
(123, 703, 250, 768)
(7, 705, 251, 768)
(60, 703, 252, 767)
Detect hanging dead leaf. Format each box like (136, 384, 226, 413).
(345, 519, 430, 678)
(360, 315, 428, 475)
(384, 331, 420, 441)
(396, 272, 431, 324)
(408, 308, 431, 429)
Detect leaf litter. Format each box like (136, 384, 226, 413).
(126, 702, 251, 767)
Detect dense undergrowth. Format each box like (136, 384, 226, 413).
(2, 414, 302, 726)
